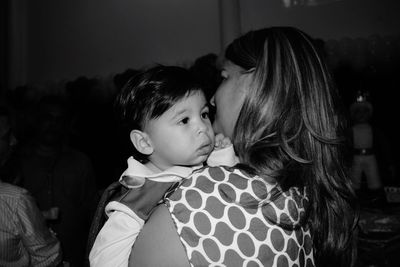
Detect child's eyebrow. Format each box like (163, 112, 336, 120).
(171, 108, 188, 120)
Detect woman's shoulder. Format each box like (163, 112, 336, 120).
(0, 181, 30, 199)
(173, 165, 277, 201)
(172, 165, 310, 226)
(184, 165, 275, 188)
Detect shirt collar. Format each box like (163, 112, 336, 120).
(119, 156, 203, 188)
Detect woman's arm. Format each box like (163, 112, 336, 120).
(129, 204, 190, 267)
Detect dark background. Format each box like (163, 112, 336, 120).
(1, 0, 400, 188)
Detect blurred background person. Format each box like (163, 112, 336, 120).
(17, 95, 99, 267)
(0, 105, 63, 267)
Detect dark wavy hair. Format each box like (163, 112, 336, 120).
(226, 27, 358, 267)
(114, 65, 204, 162)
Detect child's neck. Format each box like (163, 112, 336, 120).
(145, 161, 166, 173)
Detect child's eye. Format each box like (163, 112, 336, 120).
(201, 111, 209, 119)
(179, 117, 189, 125)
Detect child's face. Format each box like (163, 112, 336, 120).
(144, 91, 214, 170)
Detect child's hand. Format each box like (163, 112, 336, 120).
(214, 133, 232, 150)
(207, 134, 239, 167)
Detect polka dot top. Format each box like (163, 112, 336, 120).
(166, 166, 315, 267)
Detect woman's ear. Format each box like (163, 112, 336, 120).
(130, 130, 154, 155)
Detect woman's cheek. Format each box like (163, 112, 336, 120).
(212, 119, 222, 135)
(212, 115, 234, 138)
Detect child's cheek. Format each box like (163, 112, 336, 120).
(211, 134, 216, 147)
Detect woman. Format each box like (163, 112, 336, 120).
(130, 27, 357, 267)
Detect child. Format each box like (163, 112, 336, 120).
(89, 65, 237, 267)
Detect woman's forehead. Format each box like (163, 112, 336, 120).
(222, 59, 234, 68)
(223, 60, 244, 73)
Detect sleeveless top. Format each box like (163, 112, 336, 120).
(166, 166, 315, 267)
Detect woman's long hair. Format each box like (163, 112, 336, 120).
(226, 27, 358, 267)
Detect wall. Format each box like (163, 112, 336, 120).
(240, 0, 400, 40)
(23, 0, 400, 85)
(26, 0, 220, 84)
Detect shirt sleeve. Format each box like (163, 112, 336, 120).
(207, 144, 239, 167)
(17, 192, 62, 267)
(89, 201, 144, 267)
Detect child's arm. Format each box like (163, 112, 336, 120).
(89, 202, 143, 267)
(207, 133, 239, 167)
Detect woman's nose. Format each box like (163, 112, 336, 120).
(210, 95, 215, 107)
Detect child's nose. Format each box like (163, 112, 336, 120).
(197, 120, 209, 134)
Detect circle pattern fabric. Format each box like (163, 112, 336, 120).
(167, 166, 315, 267)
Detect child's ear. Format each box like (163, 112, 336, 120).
(130, 130, 154, 155)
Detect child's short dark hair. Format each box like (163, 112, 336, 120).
(114, 65, 204, 162)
